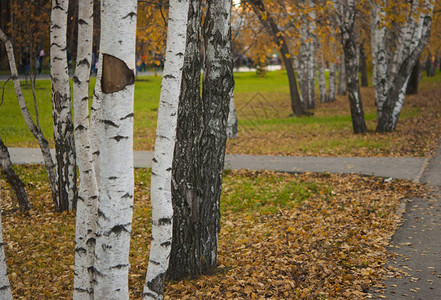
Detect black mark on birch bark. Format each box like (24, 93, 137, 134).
(101, 54, 135, 93)
(54, 91, 62, 113)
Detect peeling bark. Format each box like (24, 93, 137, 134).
(143, 0, 189, 298)
(93, 0, 137, 298)
(0, 138, 31, 211)
(50, 0, 78, 211)
(72, 0, 98, 298)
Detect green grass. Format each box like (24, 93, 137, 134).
(1, 69, 440, 157)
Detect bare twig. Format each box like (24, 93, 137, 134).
(1, 77, 12, 107)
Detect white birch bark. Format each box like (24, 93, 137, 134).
(370, 0, 388, 119)
(299, 0, 316, 109)
(328, 62, 336, 102)
(143, 1, 189, 298)
(0, 28, 58, 208)
(226, 94, 238, 139)
(50, 0, 77, 211)
(317, 50, 327, 103)
(72, 0, 97, 298)
(0, 199, 12, 300)
(93, 0, 137, 298)
(376, 0, 434, 131)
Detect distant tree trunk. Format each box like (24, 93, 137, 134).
(370, 0, 388, 120)
(167, 0, 202, 282)
(377, 0, 434, 132)
(328, 62, 336, 102)
(299, 0, 316, 109)
(92, 0, 137, 298)
(50, 0, 78, 211)
(0, 200, 12, 300)
(199, 0, 235, 273)
(317, 50, 328, 103)
(226, 95, 238, 138)
(72, 0, 97, 298)
(359, 43, 368, 87)
(406, 60, 420, 95)
(0, 137, 31, 211)
(333, 0, 367, 133)
(337, 57, 346, 95)
(246, 0, 311, 116)
(0, 28, 58, 209)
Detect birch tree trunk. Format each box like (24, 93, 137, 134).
(359, 43, 368, 87)
(328, 62, 336, 102)
(50, 0, 78, 211)
(0, 138, 31, 211)
(299, 0, 316, 109)
(377, 0, 434, 132)
(92, 0, 137, 298)
(143, 0, 189, 298)
(370, 0, 388, 120)
(317, 50, 328, 103)
(246, 0, 311, 116)
(0, 193, 12, 300)
(226, 95, 238, 138)
(200, 0, 235, 272)
(72, 0, 97, 298)
(167, 0, 202, 283)
(0, 28, 58, 209)
(333, 0, 367, 133)
(337, 57, 346, 95)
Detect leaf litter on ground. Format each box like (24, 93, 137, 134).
(0, 166, 430, 299)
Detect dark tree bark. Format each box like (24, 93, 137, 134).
(246, 0, 312, 116)
(334, 0, 367, 134)
(359, 44, 368, 87)
(199, 0, 235, 273)
(168, 0, 235, 281)
(406, 60, 420, 95)
(0, 138, 31, 211)
(168, 0, 204, 280)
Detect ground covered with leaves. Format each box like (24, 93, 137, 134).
(227, 75, 441, 158)
(0, 166, 429, 299)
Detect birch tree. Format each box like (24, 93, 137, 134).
(376, 0, 434, 132)
(72, 0, 98, 297)
(299, 0, 316, 109)
(332, 0, 367, 133)
(50, 0, 78, 211)
(92, 0, 137, 298)
(317, 49, 328, 103)
(0, 138, 31, 211)
(245, 0, 312, 116)
(143, 0, 190, 298)
(0, 28, 58, 210)
(226, 95, 238, 138)
(0, 189, 12, 300)
(328, 61, 337, 101)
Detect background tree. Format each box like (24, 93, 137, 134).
(376, 0, 435, 132)
(332, 0, 367, 133)
(0, 28, 58, 210)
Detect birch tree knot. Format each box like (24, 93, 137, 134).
(101, 54, 135, 93)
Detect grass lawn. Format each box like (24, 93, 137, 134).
(1, 69, 440, 157)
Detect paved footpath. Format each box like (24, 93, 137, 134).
(8, 146, 441, 298)
(9, 147, 428, 182)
